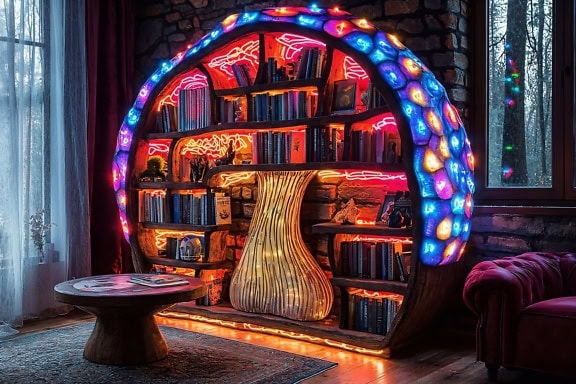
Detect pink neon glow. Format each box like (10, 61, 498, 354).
(344, 56, 368, 80)
(372, 113, 397, 131)
(275, 33, 325, 62)
(112, 164, 121, 191)
(158, 73, 208, 110)
(318, 170, 408, 184)
(120, 213, 129, 237)
(324, 19, 356, 38)
(207, 39, 259, 78)
(434, 169, 455, 199)
(148, 141, 170, 156)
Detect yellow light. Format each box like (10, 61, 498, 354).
(424, 109, 443, 136)
(423, 148, 444, 172)
(438, 136, 450, 159)
(436, 217, 452, 241)
(159, 310, 388, 356)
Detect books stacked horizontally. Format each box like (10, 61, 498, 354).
(129, 274, 189, 288)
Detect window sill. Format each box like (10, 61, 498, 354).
(473, 205, 576, 216)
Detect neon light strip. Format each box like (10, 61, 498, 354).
(159, 310, 387, 356)
(344, 56, 368, 80)
(318, 170, 407, 182)
(148, 142, 170, 155)
(275, 33, 326, 61)
(158, 73, 208, 110)
(207, 40, 259, 77)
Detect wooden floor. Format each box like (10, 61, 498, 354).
(15, 309, 573, 384)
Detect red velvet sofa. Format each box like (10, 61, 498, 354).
(463, 252, 576, 380)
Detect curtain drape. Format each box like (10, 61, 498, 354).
(86, 0, 134, 276)
(0, 0, 90, 336)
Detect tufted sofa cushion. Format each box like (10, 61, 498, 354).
(463, 252, 576, 379)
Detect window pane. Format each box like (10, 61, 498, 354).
(487, 0, 552, 187)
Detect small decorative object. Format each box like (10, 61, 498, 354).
(189, 154, 209, 182)
(179, 235, 204, 262)
(376, 193, 396, 226)
(29, 209, 55, 263)
(388, 191, 412, 228)
(332, 198, 360, 225)
(138, 156, 166, 182)
(215, 141, 236, 166)
(331, 79, 357, 114)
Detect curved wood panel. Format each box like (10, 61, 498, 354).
(229, 170, 333, 321)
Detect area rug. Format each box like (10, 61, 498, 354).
(0, 322, 336, 384)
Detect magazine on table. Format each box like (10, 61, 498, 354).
(129, 274, 189, 288)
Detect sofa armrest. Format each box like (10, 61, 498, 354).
(462, 252, 564, 366)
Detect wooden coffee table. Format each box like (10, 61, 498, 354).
(54, 273, 206, 365)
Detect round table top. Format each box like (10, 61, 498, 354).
(54, 273, 206, 308)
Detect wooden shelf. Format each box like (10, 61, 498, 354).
(330, 277, 407, 295)
(145, 256, 233, 270)
(145, 105, 392, 140)
(312, 223, 413, 237)
(137, 181, 206, 189)
(141, 222, 231, 232)
(168, 301, 390, 353)
(214, 78, 323, 97)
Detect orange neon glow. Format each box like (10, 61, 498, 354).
(408, 85, 428, 106)
(424, 109, 443, 136)
(207, 39, 259, 78)
(221, 14, 238, 31)
(351, 234, 412, 244)
(159, 310, 387, 356)
(423, 148, 444, 172)
(436, 217, 453, 241)
(264, 7, 298, 16)
(181, 133, 251, 160)
(438, 136, 450, 159)
(158, 72, 208, 110)
(348, 288, 404, 303)
(154, 229, 204, 249)
(401, 57, 422, 78)
(387, 34, 404, 49)
(353, 18, 374, 30)
(218, 171, 255, 187)
(344, 56, 368, 80)
(274, 33, 325, 62)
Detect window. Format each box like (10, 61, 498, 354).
(473, 0, 575, 205)
(0, 0, 49, 260)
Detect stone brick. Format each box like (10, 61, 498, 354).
(242, 202, 255, 218)
(302, 203, 336, 221)
(447, 0, 461, 13)
(458, 17, 467, 34)
(443, 68, 466, 86)
(424, 15, 443, 31)
(304, 185, 337, 202)
(168, 32, 187, 42)
(141, 4, 165, 18)
(231, 201, 243, 216)
(445, 33, 458, 50)
(172, 0, 186, 4)
(349, 5, 382, 19)
(385, 0, 420, 15)
(447, 87, 469, 103)
(241, 187, 253, 200)
(425, 0, 443, 10)
(165, 12, 181, 24)
(135, 19, 163, 55)
(399, 18, 425, 34)
(338, 184, 387, 205)
(439, 13, 459, 29)
(230, 186, 242, 199)
(189, 0, 208, 8)
(486, 235, 531, 252)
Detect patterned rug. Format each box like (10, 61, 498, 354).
(0, 322, 336, 383)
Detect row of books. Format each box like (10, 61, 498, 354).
(138, 190, 231, 226)
(251, 131, 306, 164)
(345, 129, 401, 164)
(216, 97, 246, 124)
(340, 240, 410, 282)
(248, 90, 316, 122)
(343, 292, 402, 335)
(231, 62, 254, 87)
(295, 47, 326, 80)
(178, 87, 211, 131)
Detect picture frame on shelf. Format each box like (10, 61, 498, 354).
(331, 79, 357, 114)
(376, 193, 396, 226)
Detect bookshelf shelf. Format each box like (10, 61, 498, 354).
(116, 6, 475, 357)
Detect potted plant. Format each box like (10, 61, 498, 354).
(29, 209, 54, 263)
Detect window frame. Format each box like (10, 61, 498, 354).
(471, 0, 575, 207)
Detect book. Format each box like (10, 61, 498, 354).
(129, 274, 189, 287)
(214, 194, 232, 225)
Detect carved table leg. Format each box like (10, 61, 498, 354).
(229, 170, 333, 321)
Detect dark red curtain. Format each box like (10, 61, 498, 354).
(86, 0, 135, 275)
